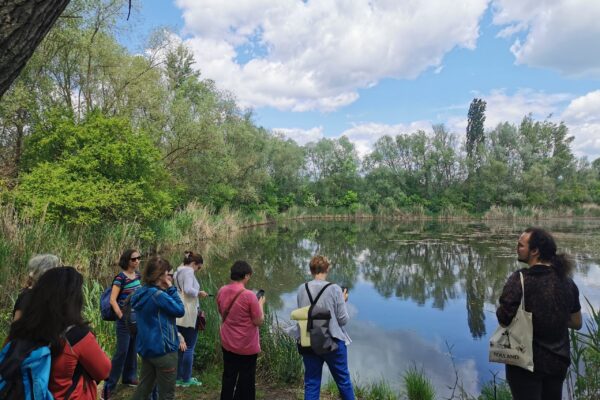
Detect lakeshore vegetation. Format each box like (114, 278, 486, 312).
(1, 1, 600, 398)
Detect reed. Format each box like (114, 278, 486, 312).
(403, 366, 435, 400)
(568, 298, 600, 400)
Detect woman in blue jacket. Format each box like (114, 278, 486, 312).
(131, 256, 184, 400)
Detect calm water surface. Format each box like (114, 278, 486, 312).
(185, 220, 600, 396)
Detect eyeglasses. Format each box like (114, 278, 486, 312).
(130, 256, 142, 261)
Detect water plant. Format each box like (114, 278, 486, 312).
(403, 365, 435, 400)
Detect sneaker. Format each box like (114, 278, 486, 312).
(176, 379, 190, 387)
(123, 379, 139, 387)
(188, 377, 202, 386)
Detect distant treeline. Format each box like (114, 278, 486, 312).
(1, 0, 599, 225)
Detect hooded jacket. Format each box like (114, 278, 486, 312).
(131, 285, 184, 358)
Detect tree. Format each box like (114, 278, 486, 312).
(15, 110, 174, 224)
(466, 98, 486, 163)
(0, 0, 71, 98)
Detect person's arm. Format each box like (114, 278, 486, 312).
(250, 294, 265, 326)
(496, 272, 522, 327)
(109, 284, 122, 319)
(72, 330, 111, 381)
(177, 269, 200, 298)
(13, 310, 23, 321)
(569, 311, 583, 330)
(333, 285, 350, 326)
(568, 280, 583, 330)
(154, 286, 185, 318)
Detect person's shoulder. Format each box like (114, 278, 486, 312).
(65, 325, 91, 346)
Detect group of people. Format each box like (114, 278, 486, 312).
(3, 226, 584, 400)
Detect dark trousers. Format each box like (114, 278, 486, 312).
(220, 348, 257, 400)
(105, 319, 137, 391)
(506, 365, 565, 400)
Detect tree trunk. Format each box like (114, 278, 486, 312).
(0, 0, 71, 98)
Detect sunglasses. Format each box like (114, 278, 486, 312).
(130, 256, 142, 261)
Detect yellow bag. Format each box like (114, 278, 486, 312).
(291, 305, 310, 347)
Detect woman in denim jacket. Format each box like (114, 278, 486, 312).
(131, 257, 184, 400)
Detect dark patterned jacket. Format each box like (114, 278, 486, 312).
(496, 264, 581, 377)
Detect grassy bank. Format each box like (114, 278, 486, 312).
(279, 203, 600, 222)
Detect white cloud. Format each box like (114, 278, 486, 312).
(273, 126, 324, 145)
(562, 90, 600, 160)
(341, 121, 432, 157)
(175, 0, 489, 111)
(492, 0, 600, 77)
(481, 89, 571, 128)
(272, 89, 600, 160)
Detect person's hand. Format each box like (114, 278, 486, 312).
(199, 290, 209, 299)
(178, 336, 187, 352)
(117, 310, 124, 319)
(165, 273, 173, 288)
(258, 296, 266, 307)
(343, 288, 349, 302)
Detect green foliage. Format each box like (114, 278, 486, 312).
(478, 380, 512, 400)
(403, 366, 436, 400)
(466, 98, 487, 161)
(15, 111, 174, 224)
(569, 298, 600, 399)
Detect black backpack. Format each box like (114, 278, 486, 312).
(299, 282, 339, 355)
(121, 294, 137, 336)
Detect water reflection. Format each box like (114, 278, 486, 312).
(169, 220, 600, 395)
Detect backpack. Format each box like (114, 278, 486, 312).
(121, 294, 137, 335)
(100, 285, 117, 321)
(293, 283, 339, 355)
(0, 340, 53, 400)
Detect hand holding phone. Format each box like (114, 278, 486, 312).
(256, 289, 265, 299)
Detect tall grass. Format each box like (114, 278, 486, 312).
(403, 366, 435, 400)
(568, 298, 600, 399)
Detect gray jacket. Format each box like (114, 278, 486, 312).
(295, 279, 351, 344)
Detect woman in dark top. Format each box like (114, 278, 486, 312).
(103, 249, 142, 399)
(497, 227, 582, 400)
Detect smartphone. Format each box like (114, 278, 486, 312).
(341, 286, 349, 293)
(256, 289, 265, 299)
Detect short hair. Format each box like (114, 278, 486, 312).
(230, 260, 252, 281)
(309, 255, 330, 275)
(28, 254, 61, 284)
(119, 249, 139, 270)
(183, 251, 203, 265)
(143, 256, 172, 285)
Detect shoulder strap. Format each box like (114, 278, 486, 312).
(519, 271, 525, 310)
(305, 283, 333, 330)
(305, 282, 333, 306)
(222, 288, 245, 323)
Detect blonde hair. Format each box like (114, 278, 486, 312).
(309, 255, 330, 275)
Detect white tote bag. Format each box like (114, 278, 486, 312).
(489, 271, 534, 372)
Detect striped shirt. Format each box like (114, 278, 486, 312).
(113, 271, 141, 305)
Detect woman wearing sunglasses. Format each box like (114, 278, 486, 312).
(103, 249, 143, 399)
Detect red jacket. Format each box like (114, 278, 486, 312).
(49, 325, 111, 400)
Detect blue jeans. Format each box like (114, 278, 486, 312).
(302, 340, 354, 400)
(106, 318, 138, 391)
(177, 326, 198, 381)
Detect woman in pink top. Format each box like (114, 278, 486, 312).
(216, 260, 265, 400)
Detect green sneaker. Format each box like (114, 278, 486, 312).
(176, 380, 190, 388)
(188, 377, 202, 386)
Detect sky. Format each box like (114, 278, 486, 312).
(126, 0, 600, 160)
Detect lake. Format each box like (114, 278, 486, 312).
(185, 219, 600, 396)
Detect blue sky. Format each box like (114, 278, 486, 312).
(125, 0, 600, 159)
